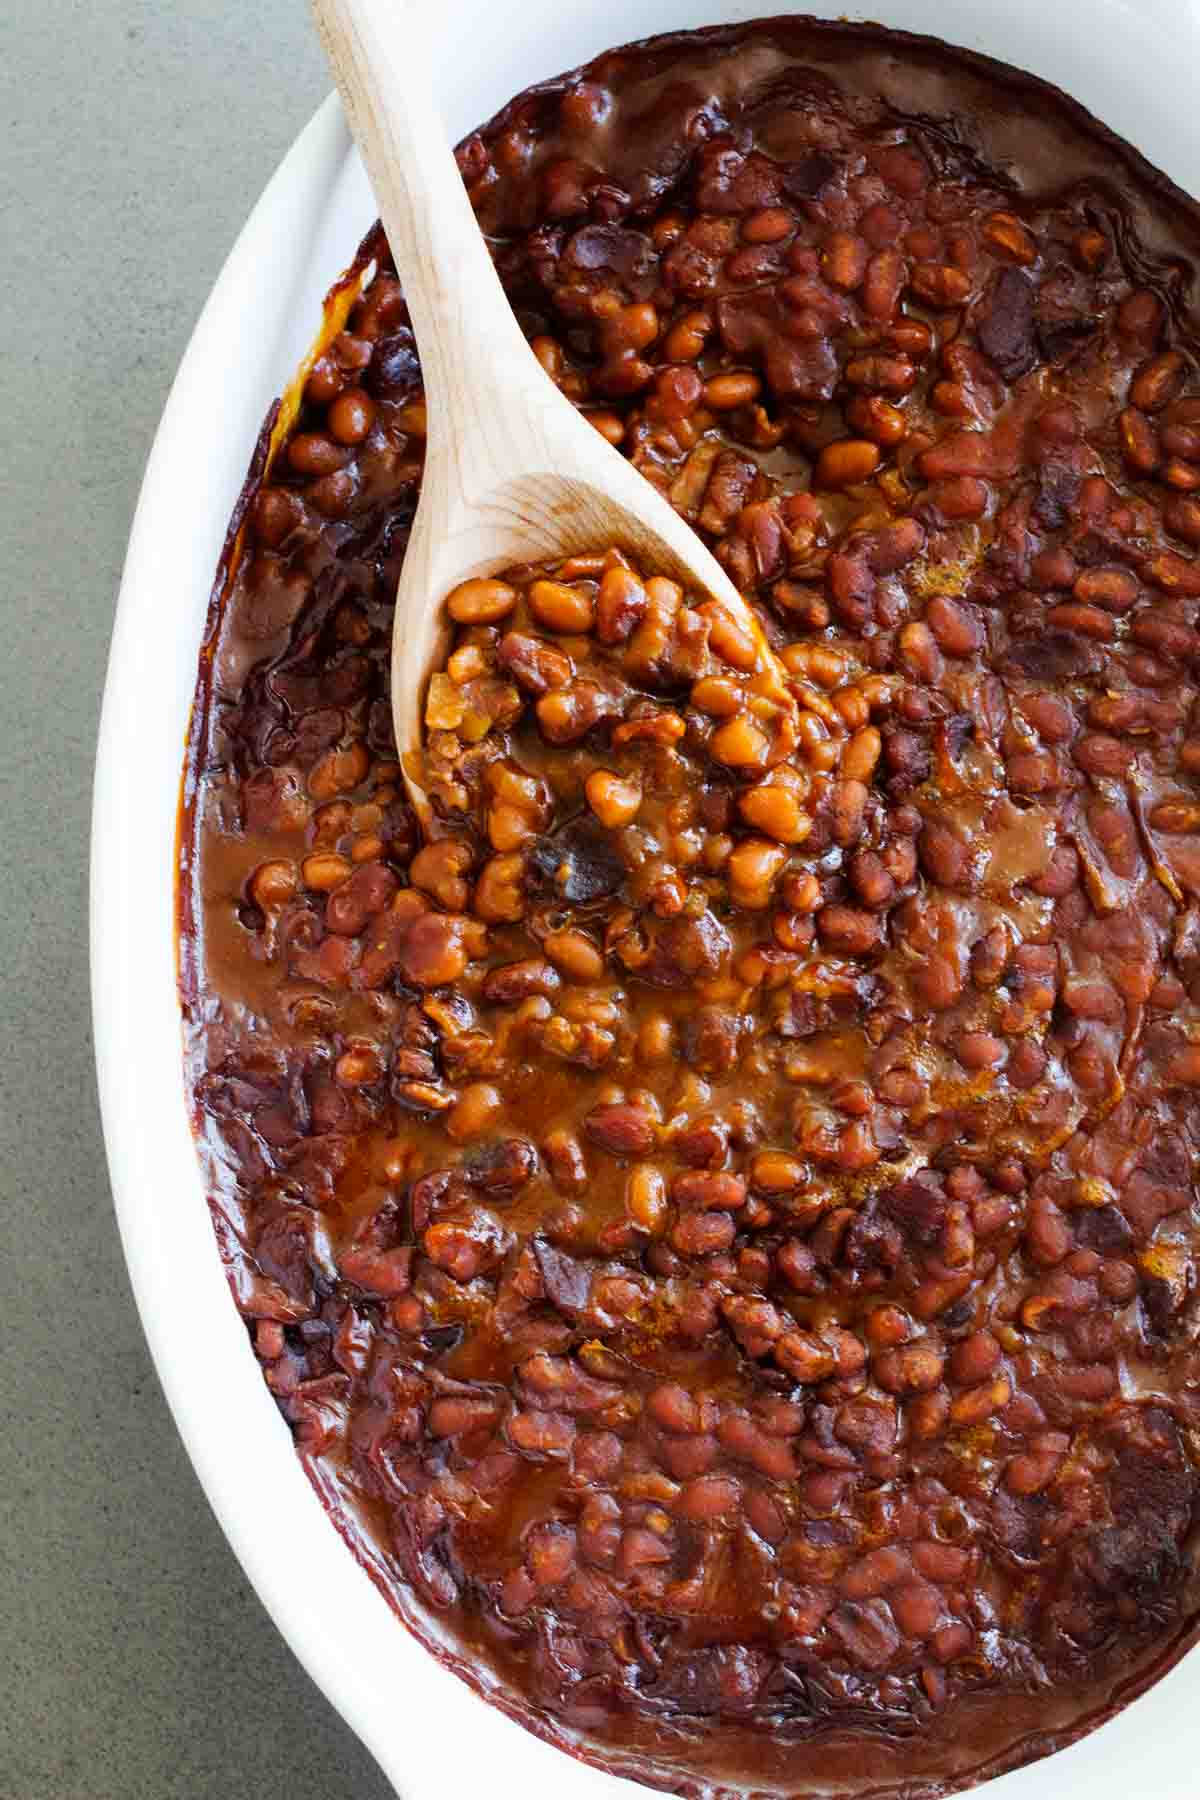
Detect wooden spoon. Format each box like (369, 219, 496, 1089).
(312, 0, 790, 823)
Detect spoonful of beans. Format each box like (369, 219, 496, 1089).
(311, 0, 795, 828)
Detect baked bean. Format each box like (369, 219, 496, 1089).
(288, 432, 349, 476)
(186, 56, 1200, 1769)
(817, 905, 883, 955)
(742, 206, 794, 243)
(925, 595, 983, 655)
(586, 410, 625, 445)
(704, 371, 761, 410)
(815, 438, 881, 488)
(445, 1082, 502, 1141)
(1119, 407, 1159, 472)
(910, 262, 971, 305)
(543, 929, 605, 982)
(982, 210, 1036, 264)
(252, 485, 303, 547)
(710, 714, 771, 770)
(907, 1391, 950, 1441)
(625, 1164, 668, 1235)
(728, 838, 789, 909)
(1131, 349, 1186, 412)
(407, 840, 469, 912)
(528, 578, 595, 633)
(595, 565, 647, 643)
(671, 1211, 736, 1256)
(739, 778, 810, 844)
(845, 353, 917, 394)
(703, 600, 758, 670)
(841, 726, 882, 783)
(446, 577, 517, 624)
(328, 387, 376, 445)
(874, 1344, 945, 1393)
(898, 621, 944, 684)
(584, 769, 642, 828)
(1073, 566, 1138, 611)
(302, 851, 353, 892)
(866, 1305, 913, 1349)
(249, 859, 298, 908)
(474, 852, 525, 922)
(308, 742, 370, 799)
(662, 308, 712, 361)
(1164, 492, 1200, 543)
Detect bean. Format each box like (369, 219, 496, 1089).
(584, 769, 642, 828)
(288, 433, 349, 476)
(907, 1391, 950, 1441)
(474, 852, 526, 922)
(1075, 733, 1135, 778)
(586, 410, 625, 445)
(309, 741, 370, 799)
(543, 929, 605, 982)
(910, 262, 971, 305)
(1047, 602, 1115, 640)
(739, 780, 811, 845)
(1131, 350, 1186, 412)
(677, 1475, 742, 1521)
(846, 393, 908, 446)
(949, 1377, 1010, 1425)
(411, 840, 472, 911)
(626, 1164, 668, 1235)
(874, 1344, 945, 1393)
(822, 230, 869, 290)
(842, 726, 882, 783)
(898, 621, 944, 684)
(815, 438, 881, 488)
(982, 211, 1036, 264)
(710, 715, 771, 770)
(743, 207, 794, 244)
(845, 353, 917, 394)
(867, 1305, 913, 1348)
(863, 248, 904, 320)
(528, 578, 595, 634)
(595, 566, 647, 642)
(446, 577, 517, 624)
(817, 905, 883, 955)
(250, 859, 298, 908)
(302, 851, 352, 892)
(662, 309, 712, 361)
(1164, 493, 1200, 543)
(252, 485, 303, 547)
(671, 1211, 736, 1256)
(1073, 566, 1137, 611)
(1119, 407, 1159, 473)
(328, 387, 376, 445)
(704, 371, 761, 410)
(926, 595, 983, 655)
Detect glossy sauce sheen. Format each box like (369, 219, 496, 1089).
(179, 19, 1200, 1797)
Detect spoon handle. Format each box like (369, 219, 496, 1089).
(311, 0, 529, 434)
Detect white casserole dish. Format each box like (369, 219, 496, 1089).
(92, 2, 1200, 1794)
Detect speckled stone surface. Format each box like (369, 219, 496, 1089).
(0, 4, 392, 1793)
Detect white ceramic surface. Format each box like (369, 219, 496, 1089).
(92, 3, 1200, 1796)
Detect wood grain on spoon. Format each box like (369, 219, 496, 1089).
(310, 0, 794, 827)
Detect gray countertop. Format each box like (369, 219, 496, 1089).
(0, 4, 391, 1794)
